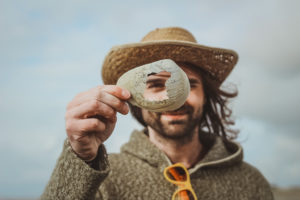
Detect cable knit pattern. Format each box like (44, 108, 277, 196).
(41, 140, 110, 200)
(42, 130, 274, 200)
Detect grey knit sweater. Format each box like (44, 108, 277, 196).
(41, 130, 274, 200)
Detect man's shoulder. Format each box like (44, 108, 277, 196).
(238, 161, 266, 176)
(235, 161, 272, 187)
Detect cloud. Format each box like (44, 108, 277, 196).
(237, 117, 300, 187)
(220, 0, 300, 125)
(228, 62, 300, 125)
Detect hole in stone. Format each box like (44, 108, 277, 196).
(143, 71, 171, 101)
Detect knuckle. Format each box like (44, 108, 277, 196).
(65, 110, 72, 120)
(80, 123, 90, 132)
(65, 120, 74, 134)
(80, 119, 101, 132)
(68, 133, 82, 144)
(114, 99, 123, 108)
(99, 123, 106, 132)
(102, 105, 115, 117)
(108, 108, 116, 117)
(94, 120, 106, 132)
(114, 86, 123, 94)
(90, 100, 99, 110)
(89, 119, 100, 129)
(97, 90, 106, 100)
(96, 120, 106, 132)
(69, 134, 77, 142)
(102, 85, 121, 97)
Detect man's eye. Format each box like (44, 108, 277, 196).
(190, 84, 197, 88)
(147, 83, 165, 89)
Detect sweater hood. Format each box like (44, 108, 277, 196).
(120, 130, 243, 174)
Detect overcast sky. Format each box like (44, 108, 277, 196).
(0, 0, 299, 198)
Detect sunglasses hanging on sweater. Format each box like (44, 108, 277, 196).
(164, 163, 198, 200)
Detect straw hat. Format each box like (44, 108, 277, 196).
(101, 27, 238, 85)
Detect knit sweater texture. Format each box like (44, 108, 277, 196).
(41, 130, 274, 200)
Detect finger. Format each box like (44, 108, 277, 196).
(66, 118, 107, 139)
(67, 88, 95, 110)
(66, 99, 117, 119)
(96, 90, 129, 115)
(100, 85, 131, 101)
(67, 85, 130, 110)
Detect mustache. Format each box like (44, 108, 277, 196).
(160, 104, 193, 115)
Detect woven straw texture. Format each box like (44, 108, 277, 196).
(101, 27, 238, 85)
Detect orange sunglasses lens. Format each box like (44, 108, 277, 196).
(166, 166, 187, 182)
(174, 189, 196, 200)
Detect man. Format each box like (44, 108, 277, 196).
(42, 27, 274, 199)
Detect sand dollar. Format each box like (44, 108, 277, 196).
(116, 59, 190, 112)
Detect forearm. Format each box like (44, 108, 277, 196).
(41, 140, 110, 200)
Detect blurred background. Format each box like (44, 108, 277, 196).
(0, 0, 299, 199)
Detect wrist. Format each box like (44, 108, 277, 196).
(85, 154, 100, 170)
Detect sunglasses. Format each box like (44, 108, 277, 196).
(164, 163, 198, 200)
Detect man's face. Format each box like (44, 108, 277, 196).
(141, 63, 205, 141)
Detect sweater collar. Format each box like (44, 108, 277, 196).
(120, 129, 243, 173)
(121, 130, 169, 172)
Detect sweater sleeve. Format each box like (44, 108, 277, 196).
(41, 140, 110, 200)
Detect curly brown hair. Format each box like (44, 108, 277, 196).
(129, 62, 238, 141)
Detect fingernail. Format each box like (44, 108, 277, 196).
(122, 90, 130, 98)
(123, 103, 129, 114)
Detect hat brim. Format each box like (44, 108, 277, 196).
(101, 40, 238, 85)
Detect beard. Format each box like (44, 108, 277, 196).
(142, 104, 203, 143)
